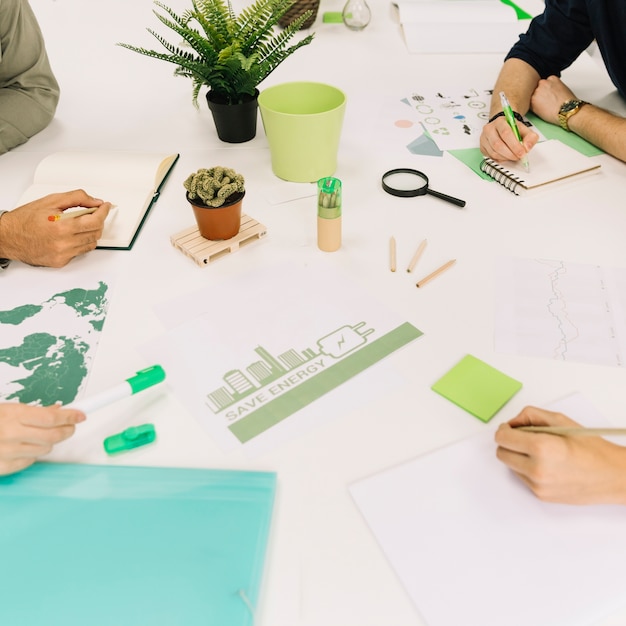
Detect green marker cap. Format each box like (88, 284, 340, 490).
(317, 177, 342, 219)
(103, 423, 156, 455)
(126, 365, 166, 394)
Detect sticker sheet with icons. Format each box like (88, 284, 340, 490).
(405, 87, 493, 150)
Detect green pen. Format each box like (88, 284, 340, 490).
(499, 91, 530, 172)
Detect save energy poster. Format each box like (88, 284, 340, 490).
(142, 262, 422, 453)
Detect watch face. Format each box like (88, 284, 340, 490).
(561, 100, 580, 114)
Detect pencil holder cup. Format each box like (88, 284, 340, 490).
(258, 82, 346, 183)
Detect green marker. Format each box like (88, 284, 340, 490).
(69, 365, 166, 414)
(499, 91, 530, 172)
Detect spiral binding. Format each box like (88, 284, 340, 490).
(480, 158, 526, 195)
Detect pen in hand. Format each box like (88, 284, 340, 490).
(48, 206, 100, 222)
(498, 91, 530, 173)
(518, 426, 626, 437)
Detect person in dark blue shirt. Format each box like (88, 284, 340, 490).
(480, 0, 626, 164)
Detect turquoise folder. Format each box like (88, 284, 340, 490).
(0, 463, 276, 626)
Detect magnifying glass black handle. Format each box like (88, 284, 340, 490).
(426, 188, 466, 208)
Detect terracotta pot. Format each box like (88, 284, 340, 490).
(188, 191, 244, 240)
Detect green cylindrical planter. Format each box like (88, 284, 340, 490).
(258, 82, 346, 182)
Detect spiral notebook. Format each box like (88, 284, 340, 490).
(480, 139, 601, 195)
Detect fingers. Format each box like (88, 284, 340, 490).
(0, 404, 86, 475)
(37, 189, 107, 211)
(15, 405, 84, 446)
(480, 118, 538, 162)
(0, 457, 36, 476)
(19, 405, 86, 429)
(494, 406, 580, 455)
(507, 405, 580, 429)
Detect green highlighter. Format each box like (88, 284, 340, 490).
(431, 354, 522, 422)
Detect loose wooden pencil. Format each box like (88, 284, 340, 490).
(389, 236, 397, 272)
(415, 259, 456, 288)
(407, 238, 427, 273)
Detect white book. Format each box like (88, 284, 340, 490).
(16, 151, 179, 249)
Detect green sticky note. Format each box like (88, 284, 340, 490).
(322, 11, 343, 22)
(431, 354, 522, 422)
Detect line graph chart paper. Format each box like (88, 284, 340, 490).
(495, 258, 626, 367)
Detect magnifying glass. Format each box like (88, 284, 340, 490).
(381, 168, 466, 208)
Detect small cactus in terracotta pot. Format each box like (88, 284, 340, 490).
(184, 166, 245, 240)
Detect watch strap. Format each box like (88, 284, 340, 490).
(558, 99, 589, 131)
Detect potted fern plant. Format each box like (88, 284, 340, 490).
(184, 166, 246, 239)
(118, 0, 315, 143)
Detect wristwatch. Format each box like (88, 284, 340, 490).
(0, 210, 10, 270)
(558, 99, 589, 131)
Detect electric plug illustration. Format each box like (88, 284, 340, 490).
(316, 322, 374, 358)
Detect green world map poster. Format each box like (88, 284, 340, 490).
(0, 280, 110, 406)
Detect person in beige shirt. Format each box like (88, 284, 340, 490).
(0, 0, 110, 268)
(0, 0, 59, 153)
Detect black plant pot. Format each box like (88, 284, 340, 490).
(206, 90, 259, 143)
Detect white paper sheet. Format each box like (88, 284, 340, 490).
(350, 393, 626, 626)
(495, 257, 626, 367)
(142, 261, 422, 454)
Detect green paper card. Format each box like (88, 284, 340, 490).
(431, 354, 522, 422)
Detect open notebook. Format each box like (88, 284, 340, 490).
(16, 151, 179, 249)
(480, 139, 601, 195)
(0, 463, 276, 626)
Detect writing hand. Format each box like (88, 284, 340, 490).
(0, 403, 86, 476)
(0, 189, 112, 267)
(495, 406, 626, 505)
(480, 116, 539, 164)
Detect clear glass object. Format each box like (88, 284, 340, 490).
(342, 0, 371, 30)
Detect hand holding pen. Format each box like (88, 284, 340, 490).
(479, 92, 538, 166)
(0, 190, 111, 267)
(494, 405, 626, 505)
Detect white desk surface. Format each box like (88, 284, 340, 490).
(3, 1, 626, 624)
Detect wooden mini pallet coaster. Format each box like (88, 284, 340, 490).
(171, 214, 267, 266)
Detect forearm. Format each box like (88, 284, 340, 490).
(489, 58, 541, 118)
(0, 88, 58, 154)
(568, 104, 626, 163)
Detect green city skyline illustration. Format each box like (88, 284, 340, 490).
(206, 322, 375, 413)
